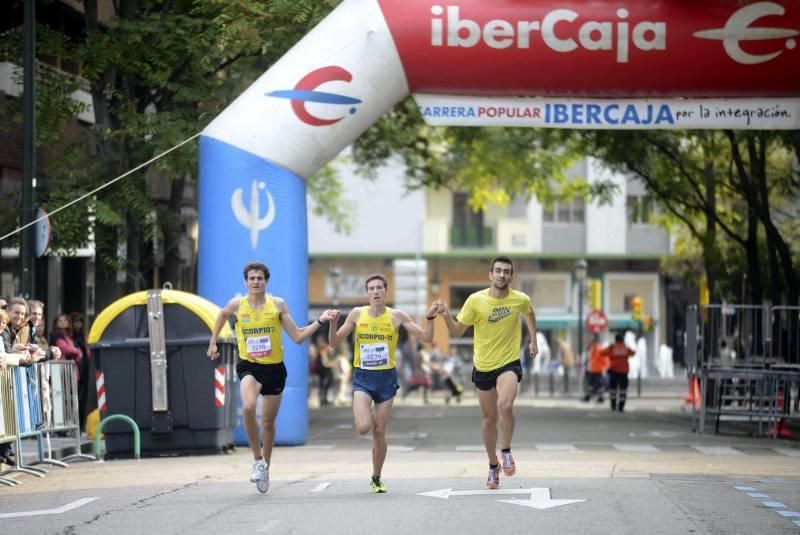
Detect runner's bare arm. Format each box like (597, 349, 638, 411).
(396, 302, 438, 344)
(436, 300, 468, 338)
(276, 297, 335, 344)
(524, 309, 538, 358)
(207, 297, 239, 360)
(330, 308, 358, 347)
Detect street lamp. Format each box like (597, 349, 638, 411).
(574, 259, 588, 396)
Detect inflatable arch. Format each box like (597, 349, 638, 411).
(198, 0, 799, 444)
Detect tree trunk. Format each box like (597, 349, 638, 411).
(748, 134, 799, 305)
(702, 157, 718, 302)
(125, 212, 142, 293)
(162, 177, 185, 288)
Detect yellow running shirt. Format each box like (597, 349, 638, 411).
(235, 296, 284, 364)
(353, 307, 398, 370)
(457, 288, 533, 372)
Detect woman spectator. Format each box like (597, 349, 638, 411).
(70, 312, 92, 430)
(50, 314, 84, 405)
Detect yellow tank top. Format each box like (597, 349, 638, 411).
(235, 296, 284, 364)
(353, 307, 398, 370)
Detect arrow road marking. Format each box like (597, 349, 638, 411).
(0, 497, 98, 519)
(418, 488, 585, 510)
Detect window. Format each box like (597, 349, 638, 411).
(543, 197, 585, 223)
(452, 192, 491, 247)
(627, 194, 656, 224)
(507, 196, 527, 218)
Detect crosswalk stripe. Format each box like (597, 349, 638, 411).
(692, 446, 742, 455)
(535, 444, 578, 452)
(613, 444, 660, 453)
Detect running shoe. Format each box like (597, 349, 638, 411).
(256, 463, 270, 494)
(486, 465, 500, 489)
(250, 459, 266, 482)
(370, 477, 387, 493)
(501, 451, 516, 477)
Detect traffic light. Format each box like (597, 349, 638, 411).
(630, 296, 643, 321)
(587, 279, 602, 310)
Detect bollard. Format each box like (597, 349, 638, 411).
(94, 414, 141, 460)
(548, 373, 555, 397)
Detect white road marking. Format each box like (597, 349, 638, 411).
(0, 497, 98, 519)
(311, 482, 332, 493)
(774, 448, 800, 457)
(536, 444, 578, 453)
(692, 446, 743, 455)
(418, 487, 584, 510)
(614, 444, 660, 453)
(455, 445, 485, 452)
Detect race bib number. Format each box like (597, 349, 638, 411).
(360, 343, 389, 368)
(246, 335, 272, 358)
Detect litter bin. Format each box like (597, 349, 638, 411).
(88, 289, 237, 457)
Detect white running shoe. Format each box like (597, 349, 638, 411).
(256, 463, 269, 494)
(250, 460, 266, 483)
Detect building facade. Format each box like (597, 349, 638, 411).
(307, 155, 673, 375)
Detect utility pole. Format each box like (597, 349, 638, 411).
(22, 0, 37, 298)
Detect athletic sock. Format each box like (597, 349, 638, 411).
(489, 463, 499, 470)
(501, 448, 511, 454)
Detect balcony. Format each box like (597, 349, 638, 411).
(450, 225, 493, 249)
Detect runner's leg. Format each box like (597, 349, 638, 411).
(240, 375, 263, 460)
(260, 393, 282, 465)
(477, 387, 499, 465)
(372, 397, 394, 477)
(496, 371, 518, 450)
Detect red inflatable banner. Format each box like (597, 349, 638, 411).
(378, 0, 800, 97)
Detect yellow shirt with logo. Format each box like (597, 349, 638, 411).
(457, 288, 533, 372)
(353, 307, 398, 370)
(235, 296, 284, 364)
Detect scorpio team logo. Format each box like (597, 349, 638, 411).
(266, 66, 362, 126)
(694, 1, 798, 65)
(232, 179, 276, 249)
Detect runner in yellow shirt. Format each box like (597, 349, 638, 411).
(329, 273, 440, 493)
(438, 256, 538, 489)
(207, 262, 336, 493)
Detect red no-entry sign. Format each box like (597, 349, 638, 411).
(586, 310, 608, 333)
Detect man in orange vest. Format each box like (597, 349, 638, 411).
(582, 334, 608, 403)
(601, 333, 636, 412)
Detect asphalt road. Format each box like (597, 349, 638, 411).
(2, 392, 800, 534)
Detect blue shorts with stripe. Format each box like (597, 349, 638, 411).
(352, 368, 399, 403)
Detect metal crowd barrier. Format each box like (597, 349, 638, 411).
(687, 304, 800, 436)
(0, 359, 94, 486)
(0, 365, 19, 486)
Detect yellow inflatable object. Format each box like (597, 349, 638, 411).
(85, 408, 103, 440)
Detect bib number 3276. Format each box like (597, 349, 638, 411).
(360, 342, 389, 368)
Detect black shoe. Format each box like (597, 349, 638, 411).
(0, 454, 15, 466)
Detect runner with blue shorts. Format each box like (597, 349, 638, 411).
(329, 273, 439, 493)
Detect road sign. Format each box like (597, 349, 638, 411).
(34, 207, 50, 258)
(418, 487, 585, 510)
(586, 309, 608, 333)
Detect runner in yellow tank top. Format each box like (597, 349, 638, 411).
(438, 256, 538, 490)
(329, 273, 440, 494)
(208, 262, 336, 493)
